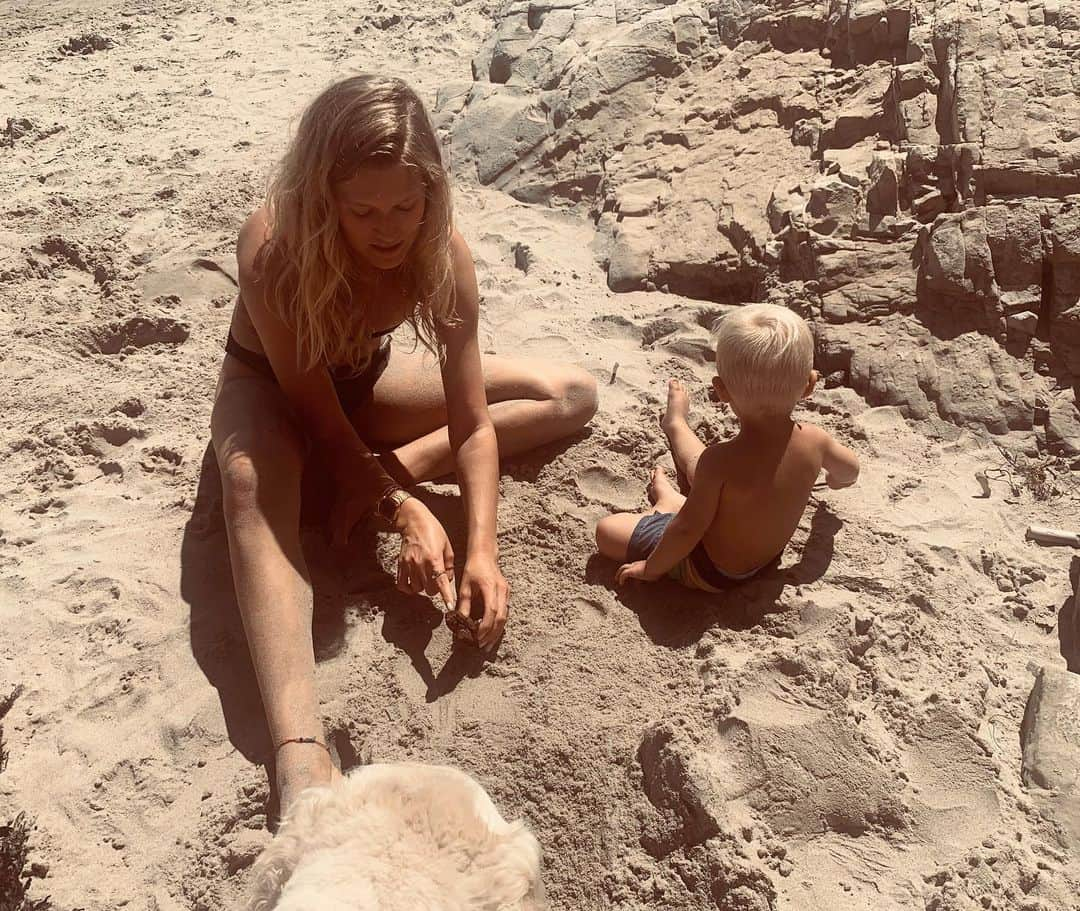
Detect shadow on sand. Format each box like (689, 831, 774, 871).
(179, 446, 503, 779)
(588, 501, 842, 648)
(179, 444, 376, 767)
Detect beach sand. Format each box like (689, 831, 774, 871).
(1, 1, 1079, 909)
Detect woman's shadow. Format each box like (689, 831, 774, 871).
(179, 446, 492, 772)
(587, 500, 842, 648)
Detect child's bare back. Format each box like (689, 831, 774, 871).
(596, 304, 859, 593)
(695, 418, 856, 576)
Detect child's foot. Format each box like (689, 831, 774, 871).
(660, 379, 690, 436)
(647, 467, 683, 512)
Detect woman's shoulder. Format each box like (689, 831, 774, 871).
(237, 206, 272, 276)
(448, 227, 471, 265)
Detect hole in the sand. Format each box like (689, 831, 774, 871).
(93, 420, 145, 446)
(83, 316, 190, 355)
(60, 33, 114, 55)
(111, 398, 145, 418)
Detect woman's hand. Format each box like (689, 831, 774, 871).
(393, 498, 457, 607)
(616, 560, 659, 586)
(456, 553, 510, 651)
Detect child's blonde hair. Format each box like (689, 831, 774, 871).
(714, 304, 814, 417)
(257, 75, 456, 371)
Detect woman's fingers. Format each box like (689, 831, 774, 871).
(455, 588, 472, 628)
(476, 580, 510, 649)
(487, 592, 509, 649)
(435, 568, 457, 609)
(396, 557, 413, 593)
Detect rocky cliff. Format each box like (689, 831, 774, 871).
(447, 0, 1080, 453)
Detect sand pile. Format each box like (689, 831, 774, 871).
(1, 1, 1078, 909)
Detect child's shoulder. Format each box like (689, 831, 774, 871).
(793, 419, 833, 445)
(792, 420, 848, 462)
(695, 439, 737, 480)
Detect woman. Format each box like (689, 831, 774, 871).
(211, 75, 597, 810)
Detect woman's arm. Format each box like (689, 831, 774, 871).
(236, 212, 399, 524)
(617, 449, 725, 583)
(437, 231, 508, 647)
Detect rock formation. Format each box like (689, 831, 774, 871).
(447, 0, 1080, 449)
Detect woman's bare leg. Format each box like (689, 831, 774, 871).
(211, 360, 337, 813)
(355, 351, 598, 484)
(660, 379, 706, 490)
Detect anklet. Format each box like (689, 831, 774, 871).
(275, 736, 331, 755)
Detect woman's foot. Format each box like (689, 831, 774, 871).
(647, 467, 685, 513)
(275, 740, 340, 816)
(660, 379, 691, 437)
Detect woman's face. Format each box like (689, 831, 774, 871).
(335, 161, 427, 272)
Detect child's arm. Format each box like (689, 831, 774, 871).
(822, 433, 860, 488)
(617, 451, 724, 584)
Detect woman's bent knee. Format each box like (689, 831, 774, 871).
(556, 367, 598, 427)
(218, 454, 263, 519)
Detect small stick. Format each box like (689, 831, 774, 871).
(609, 362, 620, 385)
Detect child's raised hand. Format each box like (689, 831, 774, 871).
(616, 560, 655, 585)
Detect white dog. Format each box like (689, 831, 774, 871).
(242, 763, 547, 911)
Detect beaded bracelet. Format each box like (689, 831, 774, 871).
(275, 736, 331, 755)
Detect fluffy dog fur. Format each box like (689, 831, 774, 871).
(242, 763, 546, 911)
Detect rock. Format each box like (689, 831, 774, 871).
(448, 0, 1080, 432)
(1006, 311, 1039, 337)
(4, 117, 36, 144)
(614, 178, 670, 217)
(1022, 666, 1080, 792)
(60, 33, 114, 55)
(1048, 201, 1080, 376)
(1062, 557, 1080, 674)
(1020, 666, 1080, 852)
(1045, 391, 1080, 457)
(606, 217, 653, 291)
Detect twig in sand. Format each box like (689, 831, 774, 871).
(609, 362, 620, 385)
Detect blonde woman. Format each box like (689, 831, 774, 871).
(212, 75, 597, 811)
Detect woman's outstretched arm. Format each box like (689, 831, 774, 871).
(438, 232, 509, 649)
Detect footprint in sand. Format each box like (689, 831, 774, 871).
(569, 596, 609, 628)
(574, 465, 642, 511)
(518, 335, 577, 360)
(590, 314, 642, 342)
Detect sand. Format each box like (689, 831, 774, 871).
(1, 1, 1079, 909)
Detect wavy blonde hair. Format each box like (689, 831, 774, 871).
(258, 75, 456, 371)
